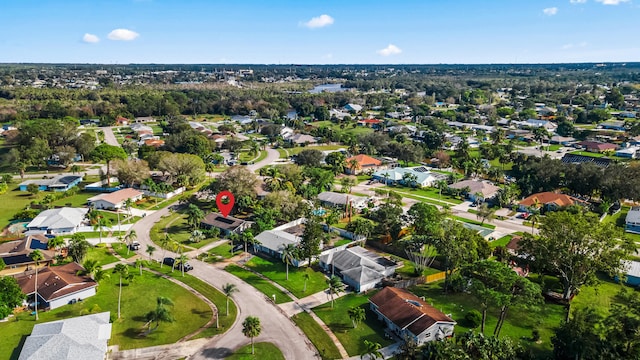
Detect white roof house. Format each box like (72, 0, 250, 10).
(88, 188, 144, 210)
(319, 246, 398, 292)
(18, 312, 112, 360)
(26, 208, 88, 235)
(254, 218, 313, 267)
(372, 167, 446, 188)
(317, 191, 368, 209)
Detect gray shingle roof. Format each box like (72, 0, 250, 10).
(18, 312, 111, 360)
(255, 230, 300, 253)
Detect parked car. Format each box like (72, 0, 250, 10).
(129, 241, 140, 251)
(163, 257, 193, 271)
(163, 257, 175, 266)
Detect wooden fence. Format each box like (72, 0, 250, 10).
(425, 272, 446, 283)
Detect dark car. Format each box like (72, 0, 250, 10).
(163, 257, 175, 266)
(163, 257, 193, 271)
(129, 241, 140, 251)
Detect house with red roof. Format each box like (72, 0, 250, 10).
(357, 118, 383, 128)
(345, 154, 383, 175)
(518, 192, 584, 212)
(369, 287, 456, 344)
(577, 141, 618, 153)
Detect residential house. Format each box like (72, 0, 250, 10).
(287, 133, 317, 145)
(345, 154, 383, 175)
(621, 260, 640, 287)
(513, 119, 558, 131)
(200, 212, 252, 236)
(357, 119, 383, 128)
(577, 141, 618, 153)
(344, 103, 363, 112)
(372, 167, 446, 188)
(26, 207, 89, 236)
(317, 191, 369, 210)
(448, 180, 500, 203)
(369, 287, 456, 345)
(0, 235, 55, 276)
(549, 135, 576, 146)
(16, 262, 98, 310)
(18, 312, 111, 360)
(143, 139, 165, 148)
(598, 120, 626, 131)
(87, 188, 144, 210)
(518, 192, 583, 212)
(319, 246, 398, 292)
(561, 153, 612, 167)
(254, 218, 310, 267)
(616, 146, 640, 159)
(19, 175, 83, 192)
(626, 207, 640, 234)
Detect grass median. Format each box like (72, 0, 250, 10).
(292, 312, 341, 360)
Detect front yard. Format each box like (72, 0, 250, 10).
(150, 212, 218, 250)
(244, 256, 329, 299)
(225, 264, 293, 304)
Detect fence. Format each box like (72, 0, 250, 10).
(142, 187, 185, 199)
(425, 272, 446, 283)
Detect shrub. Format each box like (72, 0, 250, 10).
(465, 309, 482, 329)
(531, 329, 540, 341)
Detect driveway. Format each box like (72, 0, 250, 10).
(101, 126, 120, 146)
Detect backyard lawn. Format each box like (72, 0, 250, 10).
(244, 256, 328, 298)
(490, 235, 513, 248)
(225, 264, 293, 304)
(50, 191, 95, 207)
(84, 245, 119, 266)
(410, 281, 566, 357)
(291, 312, 342, 360)
(0, 189, 38, 229)
(0, 267, 211, 359)
(313, 293, 392, 356)
(226, 342, 284, 360)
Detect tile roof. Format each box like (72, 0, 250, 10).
(346, 154, 382, 167)
(370, 287, 454, 336)
(519, 192, 580, 208)
(88, 188, 143, 207)
(18, 312, 111, 360)
(16, 262, 97, 302)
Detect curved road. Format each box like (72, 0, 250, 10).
(129, 146, 316, 359)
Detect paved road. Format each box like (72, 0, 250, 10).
(101, 126, 119, 146)
(247, 147, 280, 172)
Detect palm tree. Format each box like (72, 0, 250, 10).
(146, 245, 156, 262)
(242, 316, 262, 355)
(47, 236, 65, 258)
(223, 283, 237, 317)
(189, 229, 205, 244)
(177, 253, 188, 277)
(327, 276, 345, 308)
(361, 340, 383, 360)
(145, 296, 175, 333)
(186, 204, 205, 230)
(29, 249, 44, 320)
(93, 216, 112, 244)
(160, 234, 171, 269)
(240, 230, 254, 254)
(347, 158, 361, 175)
(113, 264, 132, 319)
(124, 198, 134, 218)
(135, 258, 146, 276)
(302, 273, 310, 293)
(81, 259, 100, 278)
(70, 164, 81, 174)
(434, 179, 448, 199)
(124, 230, 137, 255)
(348, 306, 366, 328)
(528, 212, 540, 234)
(281, 244, 297, 281)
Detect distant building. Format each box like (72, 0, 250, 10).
(518, 192, 584, 212)
(621, 260, 640, 287)
(448, 180, 500, 203)
(372, 166, 446, 188)
(626, 207, 640, 234)
(616, 146, 640, 159)
(345, 154, 383, 175)
(577, 141, 618, 153)
(19, 175, 83, 192)
(18, 312, 111, 360)
(254, 218, 311, 267)
(344, 104, 363, 112)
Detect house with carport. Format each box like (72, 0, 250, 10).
(87, 188, 144, 210)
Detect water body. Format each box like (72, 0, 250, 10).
(308, 83, 346, 94)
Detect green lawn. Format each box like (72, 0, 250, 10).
(112, 242, 137, 259)
(244, 256, 328, 299)
(547, 144, 562, 151)
(148, 262, 238, 338)
(450, 215, 496, 229)
(150, 212, 217, 249)
(225, 264, 293, 304)
(277, 148, 289, 159)
(570, 273, 628, 317)
(285, 144, 346, 157)
(0, 267, 211, 359)
(410, 281, 565, 357)
(84, 245, 119, 266)
(0, 189, 38, 229)
(95, 210, 140, 225)
(394, 260, 441, 278)
(50, 191, 95, 207)
(569, 150, 606, 158)
(383, 186, 463, 205)
(77, 231, 126, 238)
(313, 293, 393, 356)
(491, 235, 513, 248)
(292, 312, 342, 360)
(205, 241, 235, 261)
(226, 342, 284, 360)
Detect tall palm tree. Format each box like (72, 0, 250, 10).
(177, 253, 188, 277)
(528, 212, 540, 234)
(124, 198, 134, 218)
(146, 245, 156, 262)
(186, 204, 205, 230)
(327, 276, 345, 308)
(160, 234, 171, 269)
(302, 273, 310, 293)
(223, 283, 237, 317)
(29, 250, 44, 320)
(347, 158, 361, 175)
(281, 244, 297, 281)
(135, 258, 145, 276)
(124, 230, 137, 255)
(242, 316, 262, 355)
(361, 340, 383, 359)
(93, 216, 112, 244)
(435, 179, 448, 199)
(113, 264, 132, 319)
(240, 230, 254, 254)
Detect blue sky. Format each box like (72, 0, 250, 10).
(0, 0, 638, 64)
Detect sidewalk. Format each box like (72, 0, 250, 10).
(279, 288, 350, 317)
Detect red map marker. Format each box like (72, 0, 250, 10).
(216, 190, 235, 218)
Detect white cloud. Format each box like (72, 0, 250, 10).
(596, 0, 629, 4)
(562, 41, 588, 49)
(107, 28, 140, 41)
(570, 0, 587, 3)
(543, 7, 558, 15)
(82, 33, 99, 43)
(302, 14, 334, 29)
(377, 44, 402, 56)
